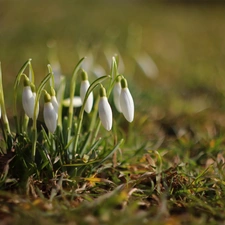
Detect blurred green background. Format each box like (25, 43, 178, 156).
(1, 0, 225, 118)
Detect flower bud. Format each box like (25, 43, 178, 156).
(80, 70, 93, 113)
(22, 78, 37, 119)
(120, 78, 134, 122)
(98, 86, 112, 131)
(43, 92, 57, 133)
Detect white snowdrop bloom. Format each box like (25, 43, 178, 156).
(113, 79, 122, 113)
(80, 70, 93, 113)
(22, 78, 36, 119)
(120, 78, 134, 122)
(98, 86, 113, 131)
(43, 92, 57, 133)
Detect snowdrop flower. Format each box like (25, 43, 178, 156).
(120, 78, 134, 122)
(22, 78, 38, 119)
(50, 87, 59, 118)
(98, 86, 113, 131)
(113, 77, 122, 113)
(43, 91, 57, 133)
(80, 70, 93, 113)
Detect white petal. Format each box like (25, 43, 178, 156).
(44, 102, 57, 133)
(80, 80, 93, 113)
(62, 96, 82, 107)
(113, 82, 122, 113)
(120, 88, 134, 122)
(98, 97, 113, 131)
(22, 86, 35, 118)
(51, 96, 59, 115)
(33, 93, 39, 119)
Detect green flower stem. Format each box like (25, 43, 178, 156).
(91, 120, 101, 146)
(0, 62, 11, 135)
(79, 95, 100, 156)
(13, 59, 31, 133)
(31, 73, 53, 161)
(88, 95, 100, 132)
(57, 76, 66, 128)
(29, 61, 35, 83)
(47, 64, 54, 88)
(68, 57, 85, 135)
(110, 56, 118, 80)
(72, 75, 110, 157)
(107, 56, 120, 92)
(22, 114, 29, 133)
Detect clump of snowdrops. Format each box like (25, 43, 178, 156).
(0, 57, 134, 190)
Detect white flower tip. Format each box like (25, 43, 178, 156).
(44, 102, 57, 133)
(105, 125, 112, 131)
(84, 92, 93, 113)
(80, 80, 93, 113)
(126, 115, 134, 123)
(120, 88, 134, 123)
(99, 97, 113, 131)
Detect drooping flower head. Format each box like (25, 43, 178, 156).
(120, 78, 134, 122)
(43, 91, 57, 133)
(98, 86, 113, 131)
(80, 70, 93, 114)
(113, 76, 122, 113)
(22, 77, 38, 119)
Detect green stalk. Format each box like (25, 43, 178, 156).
(68, 57, 85, 134)
(28, 60, 35, 83)
(91, 120, 101, 146)
(31, 73, 53, 161)
(47, 64, 55, 88)
(72, 75, 110, 157)
(0, 62, 11, 135)
(88, 95, 100, 132)
(22, 114, 29, 133)
(57, 76, 66, 128)
(110, 56, 118, 80)
(13, 59, 31, 132)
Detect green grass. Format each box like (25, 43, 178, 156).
(1, 1, 225, 224)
